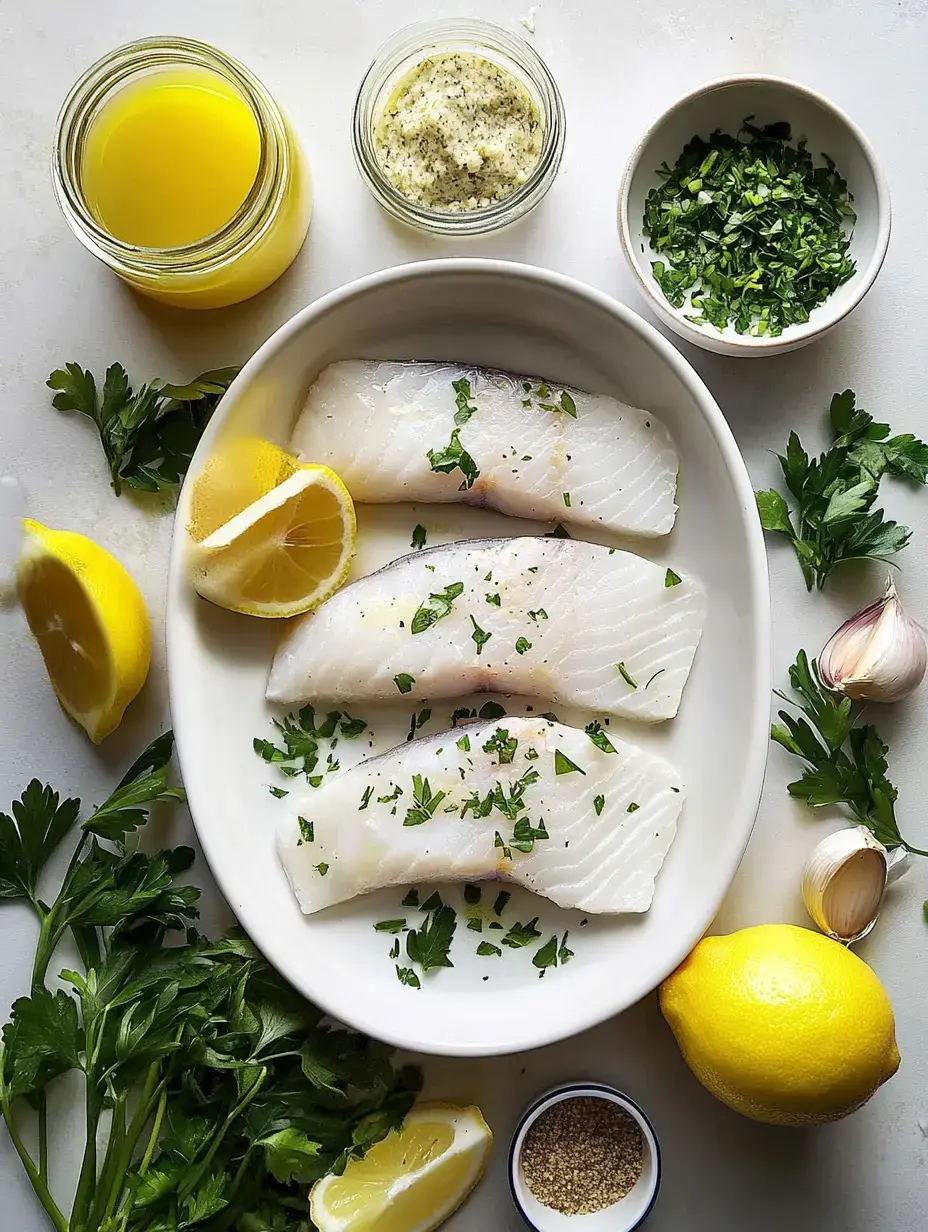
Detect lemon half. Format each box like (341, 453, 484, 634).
(187, 438, 355, 618)
(310, 1103, 492, 1232)
(17, 520, 151, 743)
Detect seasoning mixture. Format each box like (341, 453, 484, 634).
(374, 52, 543, 211)
(643, 119, 856, 337)
(520, 1096, 644, 1215)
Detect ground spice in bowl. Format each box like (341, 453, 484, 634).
(520, 1095, 645, 1215)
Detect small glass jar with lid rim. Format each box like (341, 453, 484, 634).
(352, 19, 566, 237)
(53, 36, 312, 310)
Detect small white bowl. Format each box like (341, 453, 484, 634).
(509, 1084, 661, 1231)
(618, 75, 891, 356)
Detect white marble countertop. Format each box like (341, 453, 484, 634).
(2, 1, 927, 1228)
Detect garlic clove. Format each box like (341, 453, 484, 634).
(801, 826, 889, 943)
(820, 579, 927, 703)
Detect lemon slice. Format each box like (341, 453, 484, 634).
(17, 520, 151, 743)
(187, 457, 356, 618)
(310, 1103, 492, 1232)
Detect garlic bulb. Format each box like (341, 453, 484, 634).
(819, 580, 927, 703)
(802, 827, 891, 942)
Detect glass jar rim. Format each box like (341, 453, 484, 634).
(52, 35, 292, 276)
(351, 18, 566, 237)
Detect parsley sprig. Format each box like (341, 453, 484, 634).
(48, 362, 239, 496)
(644, 119, 856, 336)
(772, 650, 927, 855)
(756, 391, 928, 589)
(0, 735, 420, 1232)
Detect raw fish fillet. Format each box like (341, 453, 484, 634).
(267, 537, 705, 723)
(290, 360, 678, 536)
(278, 716, 683, 915)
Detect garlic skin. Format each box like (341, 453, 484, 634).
(819, 580, 927, 703)
(802, 827, 889, 943)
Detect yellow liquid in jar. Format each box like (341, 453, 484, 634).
(81, 68, 262, 248)
(75, 63, 312, 308)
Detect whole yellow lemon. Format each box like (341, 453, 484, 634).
(659, 924, 900, 1126)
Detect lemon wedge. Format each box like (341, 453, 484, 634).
(310, 1103, 492, 1232)
(187, 440, 356, 618)
(17, 519, 151, 743)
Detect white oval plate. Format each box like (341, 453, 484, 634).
(166, 260, 770, 1057)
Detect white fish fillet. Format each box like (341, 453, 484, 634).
(267, 537, 705, 722)
(278, 717, 683, 915)
(290, 360, 678, 537)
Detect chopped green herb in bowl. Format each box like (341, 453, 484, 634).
(618, 76, 890, 355)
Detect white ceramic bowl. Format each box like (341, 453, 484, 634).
(618, 75, 891, 356)
(166, 259, 770, 1056)
(509, 1084, 661, 1231)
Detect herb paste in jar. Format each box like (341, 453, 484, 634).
(374, 52, 543, 211)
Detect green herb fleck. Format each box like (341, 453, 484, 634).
(485, 592, 501, 607)
(616, 662, 638, 689)
(470, 616, 492, 656)
(493, 891, 511, 915)
(665, 568, 682, 587)
(585, 721, 617, 754)
(533, 935, 560, 975)
(456, 734, 471, 753)
(394, 673, 415, 694)
(515, 636, 532, 655)
(406, 905, 456, 971)
(483, 728, 518, 765)
(375, 919, 406, 933)
(627, 802, 640, 813)
(402, 888, 420, 907)
(464, 884, 481, 905)
(476, 941, 502, 957)
(503, 917, 542, 949)
(396, 966, 421, 988)
(403, 775, 447, 827)
(427, 428, 479, 490)
(452, 376, 478, 425)
(563, 492, 571, 507)
(314, 862, 329, 877)
(412, 582, 465, 635)
(594, 794, 605, 816)
(554, 749, 586, 776)
(298, 817, 314, 844)
(411, 524, 427, 550)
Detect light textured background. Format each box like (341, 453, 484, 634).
(2, 1, 928, 1228)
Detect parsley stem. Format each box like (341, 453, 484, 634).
(0, 1089, 68, 1232)
(37, 1091, 47, 1184)
(31, 831, 89, 989)
(177, 1068, 267, 1202)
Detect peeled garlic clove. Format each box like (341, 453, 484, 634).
(801, 826, 889, 943)
(820, 579, 927, 703)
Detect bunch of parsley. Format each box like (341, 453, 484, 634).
(772, 651, 927, 857)
(755, 390, 928, 589)
(0, 734, 419, 1232)
(47, 363, 239, 496)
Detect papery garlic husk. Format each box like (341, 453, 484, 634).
(819, 579, 927, 703)
(802, 826, 891, 943)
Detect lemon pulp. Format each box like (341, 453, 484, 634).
(19, 555, 111, 714)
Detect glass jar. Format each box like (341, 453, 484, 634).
(53, 37, 312, 310)
(352, 19, 566, 236)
